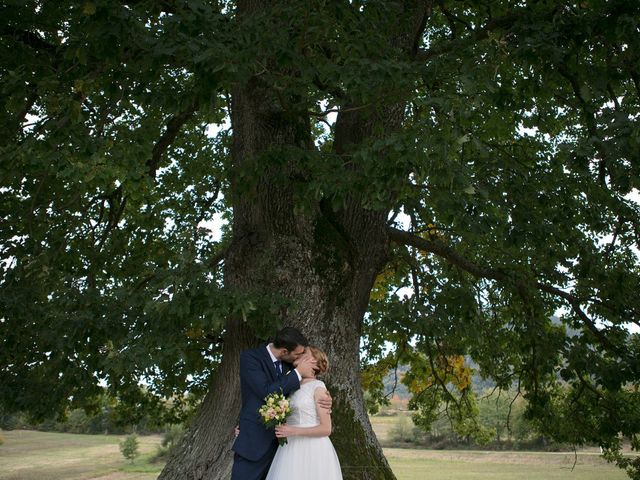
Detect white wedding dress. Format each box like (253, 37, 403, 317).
(265, 380, 343, 480)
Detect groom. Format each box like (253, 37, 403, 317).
(231, 326, 332, 480)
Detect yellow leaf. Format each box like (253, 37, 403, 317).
(369, 266, 395, 301)
(185, 327, 204, 339)
(83, 2, 96, 15)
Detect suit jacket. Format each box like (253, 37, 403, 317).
(232, 344, 301, 461)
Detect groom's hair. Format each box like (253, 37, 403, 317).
(273, 327, 308, 351)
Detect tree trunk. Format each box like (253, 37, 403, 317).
(159, 85, 395, 480)
(158, 2, 431, 478)
(159, 44, 395, 480)
(157, 200, 394, 480)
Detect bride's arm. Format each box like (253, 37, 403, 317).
(274, 388, 332, 439)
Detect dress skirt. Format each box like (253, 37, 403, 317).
(265, 434, 343, 480)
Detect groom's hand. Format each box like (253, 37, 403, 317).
(317, 390, 332, 413)
(295, 355, 317, 378)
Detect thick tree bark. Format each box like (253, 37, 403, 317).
(159, 55, 395, 480)
(160, 58, 392, 480)
(159, 239, 393, 479)
(155, 158, 396, 468)
(159, 2, 431, 479)
(158, 72, 395, 480)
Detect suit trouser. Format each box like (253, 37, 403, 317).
(231, 443, 278, 480)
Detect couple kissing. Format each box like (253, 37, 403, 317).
(231, 327, 343, 480)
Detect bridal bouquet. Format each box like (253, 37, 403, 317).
(258, 391, 292, 446)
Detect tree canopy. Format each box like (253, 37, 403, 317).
(1, 0, 640, 478)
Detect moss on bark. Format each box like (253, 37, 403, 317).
(331, 389, 397, 480)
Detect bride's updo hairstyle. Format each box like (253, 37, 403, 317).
(308, 346, 329, 376)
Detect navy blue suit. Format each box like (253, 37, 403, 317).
(231, 345, 301, 480)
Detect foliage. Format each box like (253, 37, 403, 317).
(150, 423, 186, 463)
(0, 390, 189, 435)
(388, 415, 415, 444)
(603, 446, 640, 480)
(361, 356, 397, 415)
(401, 352, 493, 445)
(477, 390, 529, 444)
(161, 424, 186, 451)
(1, 0, 640, 477)
(119, 434, 140, 464)
(381, 388, 564, 451)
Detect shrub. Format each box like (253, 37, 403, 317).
(388, 415, 416, 443)
(0, 413, 29, 430)
(66, 409, 90, 434)
(162, 424, 185, 450)
(119, 434, 140, 464)
(151, 424, 186, 463)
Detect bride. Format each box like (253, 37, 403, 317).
(265, 346, 343, 480)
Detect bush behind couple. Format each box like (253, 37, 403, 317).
(231, 327, 342, 480)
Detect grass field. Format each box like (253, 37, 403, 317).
(0, 429, 630, 480)
(384, 448, 628, 480)
(0, 430, 162, 480)
(371, 414, 629, 479)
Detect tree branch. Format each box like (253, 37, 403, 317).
(147, 103, 198, 177)
(603, 217, 624, 261)
(95, 186, 127, 251)
(555, 63, 610, 186)
(207, 247, 227, 270)
(388, 226, 508, 280)
(120, 0, 186, 15)
(534, 283, 618, 352)
(387, 226, 620, 352)
(416, 11, 521, 62)
(436, 0, 472, 39)
(312, 76, 346, 100)
(308, 103, 371, 118)
(407, 0, 434, 57)
(631, 70, 640, 99)
(0, 28, 58, 52)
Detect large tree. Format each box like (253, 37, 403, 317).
(1, 1, 639, 479)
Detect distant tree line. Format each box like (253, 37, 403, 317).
(0, 388, 197, 436)
(383, 388, 588, 451)
(369, 364, 606, 452)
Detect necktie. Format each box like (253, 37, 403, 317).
(274, 360, 282, 376)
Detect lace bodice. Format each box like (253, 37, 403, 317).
(287, 379, 325, 427)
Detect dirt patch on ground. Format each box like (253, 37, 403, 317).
(89, 475, 130, 480)
(384, 448, 615, 466)
(89, 474, 156, 480)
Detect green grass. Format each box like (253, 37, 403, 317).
(0, 429, 631, 480)
(370, 414, 630, 479)
(368, 413, 403, 442)
(0, 430, 163, 480)
(385, 448, 629, 480)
